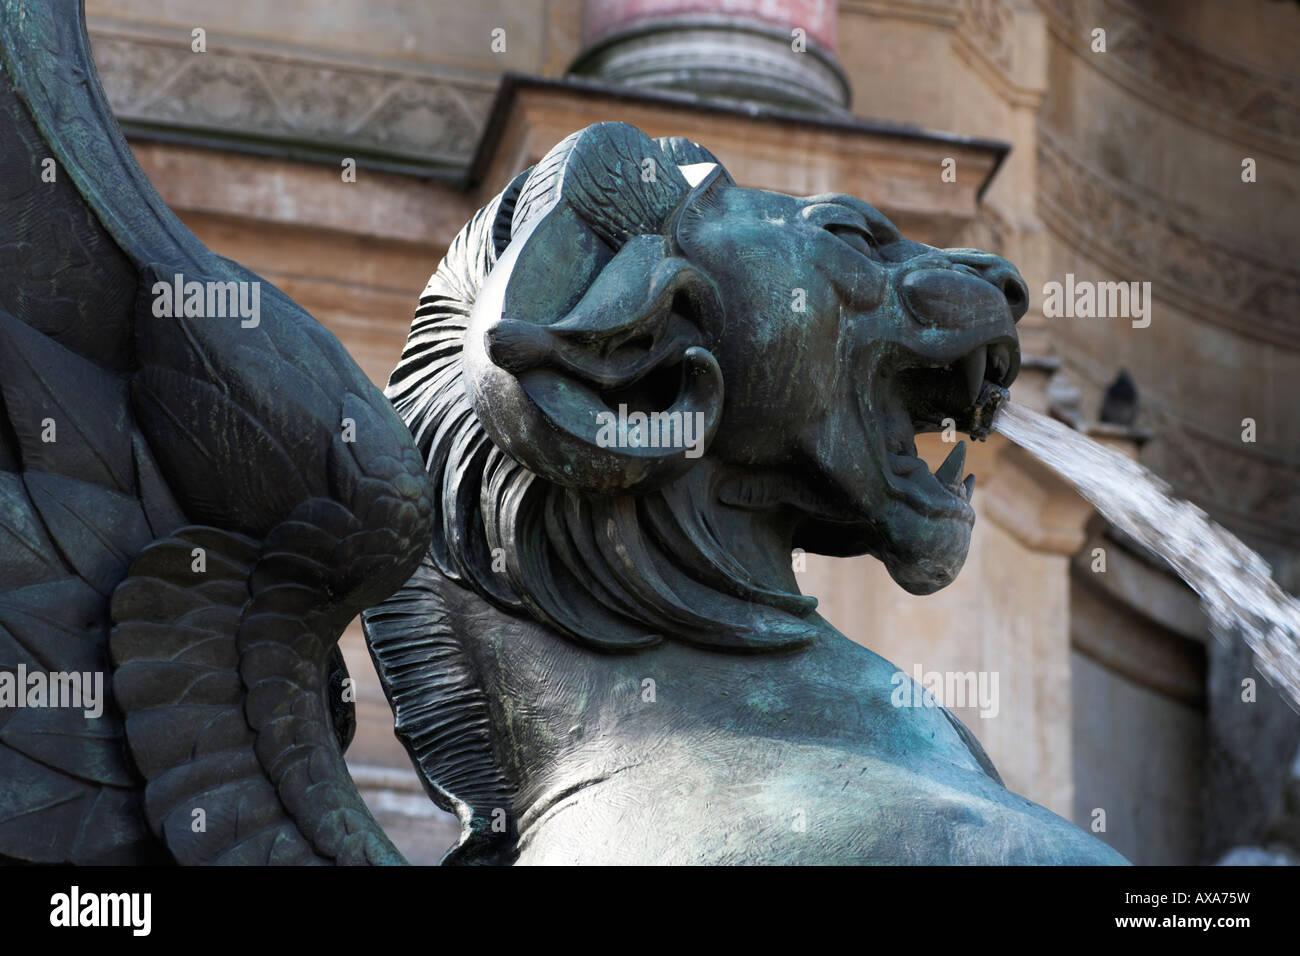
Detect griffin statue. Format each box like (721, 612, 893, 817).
(0, 0, 1125, 865)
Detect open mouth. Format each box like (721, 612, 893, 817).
(873, 338, 1018, 517)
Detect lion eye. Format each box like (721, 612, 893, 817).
(824, 223, 876, 257)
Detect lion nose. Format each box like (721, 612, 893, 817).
(947, 251, 1029, 322)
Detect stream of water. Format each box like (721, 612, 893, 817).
(993, 401, 1300, 711)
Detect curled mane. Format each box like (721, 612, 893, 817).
(385, 128, 818, 652)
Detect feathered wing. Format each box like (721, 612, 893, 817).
(0, 0, 432, 864)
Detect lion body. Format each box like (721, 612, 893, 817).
(436, 582, 1127, 865)
(517, 746, 1125, 865)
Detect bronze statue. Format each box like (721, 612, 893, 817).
(0, 1, 1124, 864)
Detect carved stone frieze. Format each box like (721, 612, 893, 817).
(959, 0, 1015, 73)
(1036, 130, 1300, 348)
(1037, 0, 1300, 153)
(87, 21, 496, 175)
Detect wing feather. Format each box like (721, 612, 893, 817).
(0, 0, 434, 865)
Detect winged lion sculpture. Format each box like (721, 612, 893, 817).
(0, 1, 1124, 865)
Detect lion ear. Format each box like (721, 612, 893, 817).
(464, 212, 725, 495)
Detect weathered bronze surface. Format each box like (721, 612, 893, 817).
(0, 2, 1125, 864)
(366, 121, 1125, 864)
(0, 0, 429, 864)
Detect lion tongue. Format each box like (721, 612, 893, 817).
(935, 440, 966, 488)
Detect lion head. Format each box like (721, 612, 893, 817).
(388, 122, 1025, 652)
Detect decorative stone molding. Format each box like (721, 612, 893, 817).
(841, 0, 962, 30)
(1048, 342, 1300, 549)
(1036, 129, 1300, 546)
(1038, 0, 1300, 156)
(1036, 130, 1300, 349)
(1137, 402, 1300, 550)
(960, 0, 1015, 73)
(584, 0, 839, 50)
(86, 19, 496, 176)
(1043, 340, 1300, 551)
(945, 0, 1048, 106)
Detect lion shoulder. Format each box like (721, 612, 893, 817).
(515, 729, 1124, 865)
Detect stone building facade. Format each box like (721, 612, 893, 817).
(82, 0, 1300, 864)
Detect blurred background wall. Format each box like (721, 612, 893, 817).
(83, 0, 1300, 864)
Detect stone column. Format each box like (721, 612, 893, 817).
(569, 0, 850, 114)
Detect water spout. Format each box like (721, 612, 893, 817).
(992, 401, 1300, 711)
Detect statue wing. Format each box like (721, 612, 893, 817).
(0, 1, 432, 864)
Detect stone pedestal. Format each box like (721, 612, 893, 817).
(570, 0, 850, 113)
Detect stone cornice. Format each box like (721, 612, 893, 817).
(844, 0, 1045, 105)
(468, 72, 1010, 212)
(86, 17, 496, 178)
